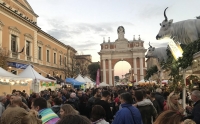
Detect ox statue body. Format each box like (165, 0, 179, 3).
(156, 7, 200, 44)
(145, 42, 168, 63)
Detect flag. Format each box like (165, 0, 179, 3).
(96, 69, 100, 86)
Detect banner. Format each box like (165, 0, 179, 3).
(96, 69, 100, 86)
(40, 81, 55, 87)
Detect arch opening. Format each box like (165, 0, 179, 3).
(114, 61, 131, 85)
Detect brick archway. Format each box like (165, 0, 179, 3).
(98, 26, 147, 85)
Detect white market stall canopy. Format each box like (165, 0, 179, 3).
(0, 67, 30, 80)
(138, 79, 157, 85)
(84, 76, 94, 83)
(99, 82, 110, 87)
(75, 74, 86, 83)
(18, 65, 54, 82)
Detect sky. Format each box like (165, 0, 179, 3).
(27, 0, 200, 78)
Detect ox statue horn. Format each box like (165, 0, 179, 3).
(149, 42, 152, 48)
(164, 7, 168, 21)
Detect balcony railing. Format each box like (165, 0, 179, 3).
(27, 56, 32, 61)
(12, 52, 18, 58)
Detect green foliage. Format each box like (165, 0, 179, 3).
(88, 62, 100, 81)
(144, 65, 158, 80)
(178, 39, 200, 69)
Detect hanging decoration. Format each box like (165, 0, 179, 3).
(40, 81, 55, 87)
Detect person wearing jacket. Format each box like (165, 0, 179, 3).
(112, 92, 142, 124)
(186, 90, 200, 124)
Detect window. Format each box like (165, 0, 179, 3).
(47, 50, 50, 62)
(64, 57, 66, 65)
(38, 46, 42, 60)
(26, 41, 30, 56)
(60, 55, 62, 65)
(54, 53, 56, 64)
(11, 35, 17, 52)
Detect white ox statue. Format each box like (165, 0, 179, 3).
(156, 7, 200, 44)
(145, 42, 168, 63)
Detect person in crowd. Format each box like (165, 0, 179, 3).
(186, 90, 200, 124)
(6, 94, 16, 108)
(31, 97, 59, 124)
(56, 114, 91, 124)
(135, 90, 157, 124)
(91, 105, 109, 124)
(59, 104, 79, 118)
(86, 88, 101, 118)
(95, 90, 113, 123)
(4, 94, 10, 108)
(112, 92, 142, 124)
(154, 110, 184, 124)
(0, 96, 6, 118)
(21, 110, 42, 124)
(1, 96, 29, 124)
(77, 90, 88, 115)
(154, 88, 165, 112)
(51, 97, 62, 117)
(15, 90, 28, 105)
(164, 91, 184, 114)
(57, 91, 66, 103)
(150, 92, 161, 115)
(62, 89, 70, 100)
(65, 92, 79, 110)
(183, 119, 196, 124)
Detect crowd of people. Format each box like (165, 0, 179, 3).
(0, 86, 200, 124)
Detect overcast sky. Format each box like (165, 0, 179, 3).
(27, 0, 200, 78)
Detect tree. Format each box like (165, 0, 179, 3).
(0, 47, 11, 70)
(88, 62, 100, 81)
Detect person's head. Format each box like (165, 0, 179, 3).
(154, 110, 184, 124)
(135, 90, 144, 102)
(91, 105, 106, 122)
(101, 90, 110, 101)
(94, 88, 101, 97)
(70, 92, 76, 98)
(57, 114, 91, 124)
(60, 104, 79, 118)
(167, 92, 180, 111)
(77, 90, 83, 97)
(119, 92, 133, 104)
(12, 96, 23, 106)
(53, 98, 62, 105)
(21, 110, 42, 124)
(31, 98, 47, 111)
(191, 90, 200, 102)
(0, 96, 6, 104)
(150, 92, 156, 100)
(183, 119, 196, 124)
(156, 88, 162, 93)
(15, 91, 21, 96)
(10, 95, 16, 103)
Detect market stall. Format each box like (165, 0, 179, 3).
(84, 76, 95, 88)
(18, 65, 57, 93)
(0, 67, 32, 95)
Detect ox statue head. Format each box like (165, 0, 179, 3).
(156, 7, 173, 40)
(145, 42, 155, 58)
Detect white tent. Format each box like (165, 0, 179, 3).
(18, 65, 56, 93)
(0, 67, 31, 81)
(84, 76, 94, 88)
(138, 79, 157, 85)
(99, 82, 109, 87)
(75, 74, 86, 83)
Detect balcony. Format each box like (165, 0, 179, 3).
(12, 52, 18, 59)
(27, 56, 32, 61)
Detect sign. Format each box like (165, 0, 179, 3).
(168, 40, 183, 60)
(8, 62, 29, 69)
(40, 81, 55, 87)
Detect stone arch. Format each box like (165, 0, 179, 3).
(99, 26, 147, 85)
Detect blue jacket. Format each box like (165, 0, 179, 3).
(112, 103, 143, 124)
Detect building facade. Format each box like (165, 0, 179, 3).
(75, 55, 92, 76)
(0, 0, 77, 80)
